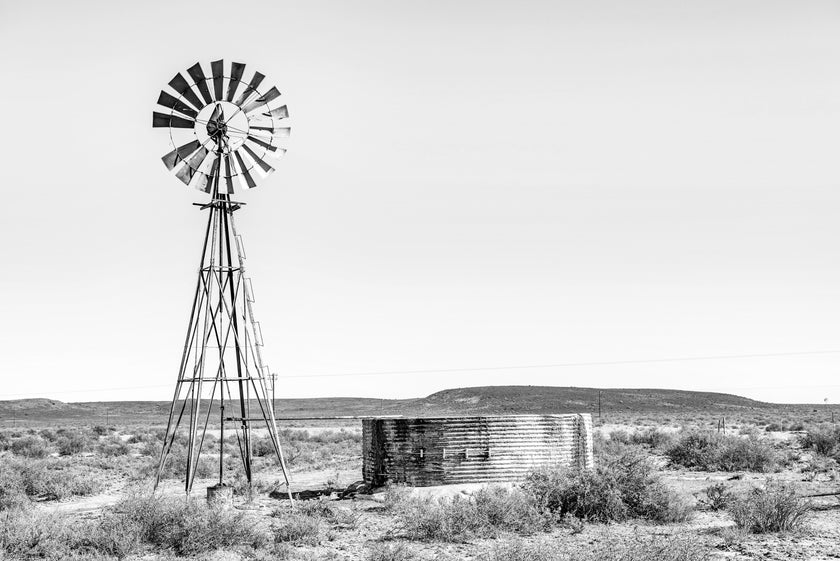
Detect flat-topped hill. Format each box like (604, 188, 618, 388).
(0, 385, 790, 427)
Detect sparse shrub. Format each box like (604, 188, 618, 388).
(3, 458, 105, 501)
(394, 485, 550, 541)
(98, 435, 130, 457)
(631, 428, 673, 449)
(0, 509, 77, 559)
(800, 454, 838, 481)
(0, 468, 28, 511)
(715, 437, 778, 472)
(609, 429, 630, 444)
(367, 542, 417, 561)
(470, 486, 553, 535)
(800, 425, 840, 457)
(151, 441, 216, 479)
(91, 425, 110, 436)
(56, 431, 91, 456)
(299, 500, 360, 529)
(666, 432, 779, 472)
(0, 493, 270, 558)
(126, 429, 158, 444)
(10, 436, 49, 458)
(728, 480, 810, 533)
(272, 512, 321, 545)
(38, 429, 58, 442)
(252, 435, 278, 457)
(382, 484, 410, 512)
(593, 432, 629, 461)
(665, 432, 718, 469)
(110, 493, 270, 555)
(701, 482, 731, 511)
(523, 449, 692, 524)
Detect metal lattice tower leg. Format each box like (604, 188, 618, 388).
(155, 176, 292, 498)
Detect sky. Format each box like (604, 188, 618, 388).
(1, 0, 839, 404)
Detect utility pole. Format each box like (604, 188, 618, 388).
(598, 390, 602, 423)
(271, 373, 278, 419)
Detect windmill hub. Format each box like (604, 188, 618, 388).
(195, 101, 249, 153)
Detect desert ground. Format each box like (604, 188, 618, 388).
(1, 387, 839, 561)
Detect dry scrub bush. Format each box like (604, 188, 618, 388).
(727, 480, 810, 533)
(0, 493, 272, 559)
(0, 457, 104, 501)
(271, 511, 322, 545)
(523, 449, 692, 524)
(666, 432, 779, 472)
(701, 482, 731, 511)
(97, 436, 130, 457)
(10, 435, 49, 458)
(255, 428, 362, 471)
(299, 500, 360, 529)
(0, 467, 28, 511)
(142, 441, 216, 480)
(608, 429, 631, 444)
(394, 486, 551, 542)
(801, 425, 840, 458)
(57, 431, 93, 456)
(631, 428, 674, 449)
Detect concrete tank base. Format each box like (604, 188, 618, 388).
(362, 414, 594, 488)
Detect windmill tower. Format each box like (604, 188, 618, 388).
(151, 60, 292, 496)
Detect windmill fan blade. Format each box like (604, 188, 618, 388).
(175, 161, 196, 185)
(193, 172, 212, 194)
(246, 135, 276, 152)
(173, 146, 209, 185)
(161, 140, 202, 170)
(273, 127, 291, 138)
(234, 151, 257, 188)
(233, 72, 265, 106)
(187, 63, 214, 105)
(168, 73, 205, 111)
(226, 62, 246, 102)
(211, 60, 224, 101)
(262, 105, 289, 119)
(153, 112, 195, 128)
(157, 91, 198, 119)
(242, 86, 281, 114)
(242, 145, 274, 174)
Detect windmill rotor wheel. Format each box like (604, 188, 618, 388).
(152, 59, 290, 195)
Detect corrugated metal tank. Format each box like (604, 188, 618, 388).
(363, 414, 594, 487)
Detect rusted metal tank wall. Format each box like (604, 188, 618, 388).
(362, 414, 594, 487)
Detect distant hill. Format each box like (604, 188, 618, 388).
(0, 386, 785, 427)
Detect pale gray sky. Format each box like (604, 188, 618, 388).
(1, 0, 839, 403)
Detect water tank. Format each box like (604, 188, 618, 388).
(362, 414, 594, 487)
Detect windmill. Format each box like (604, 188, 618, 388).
(152, 60, 292, 497)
